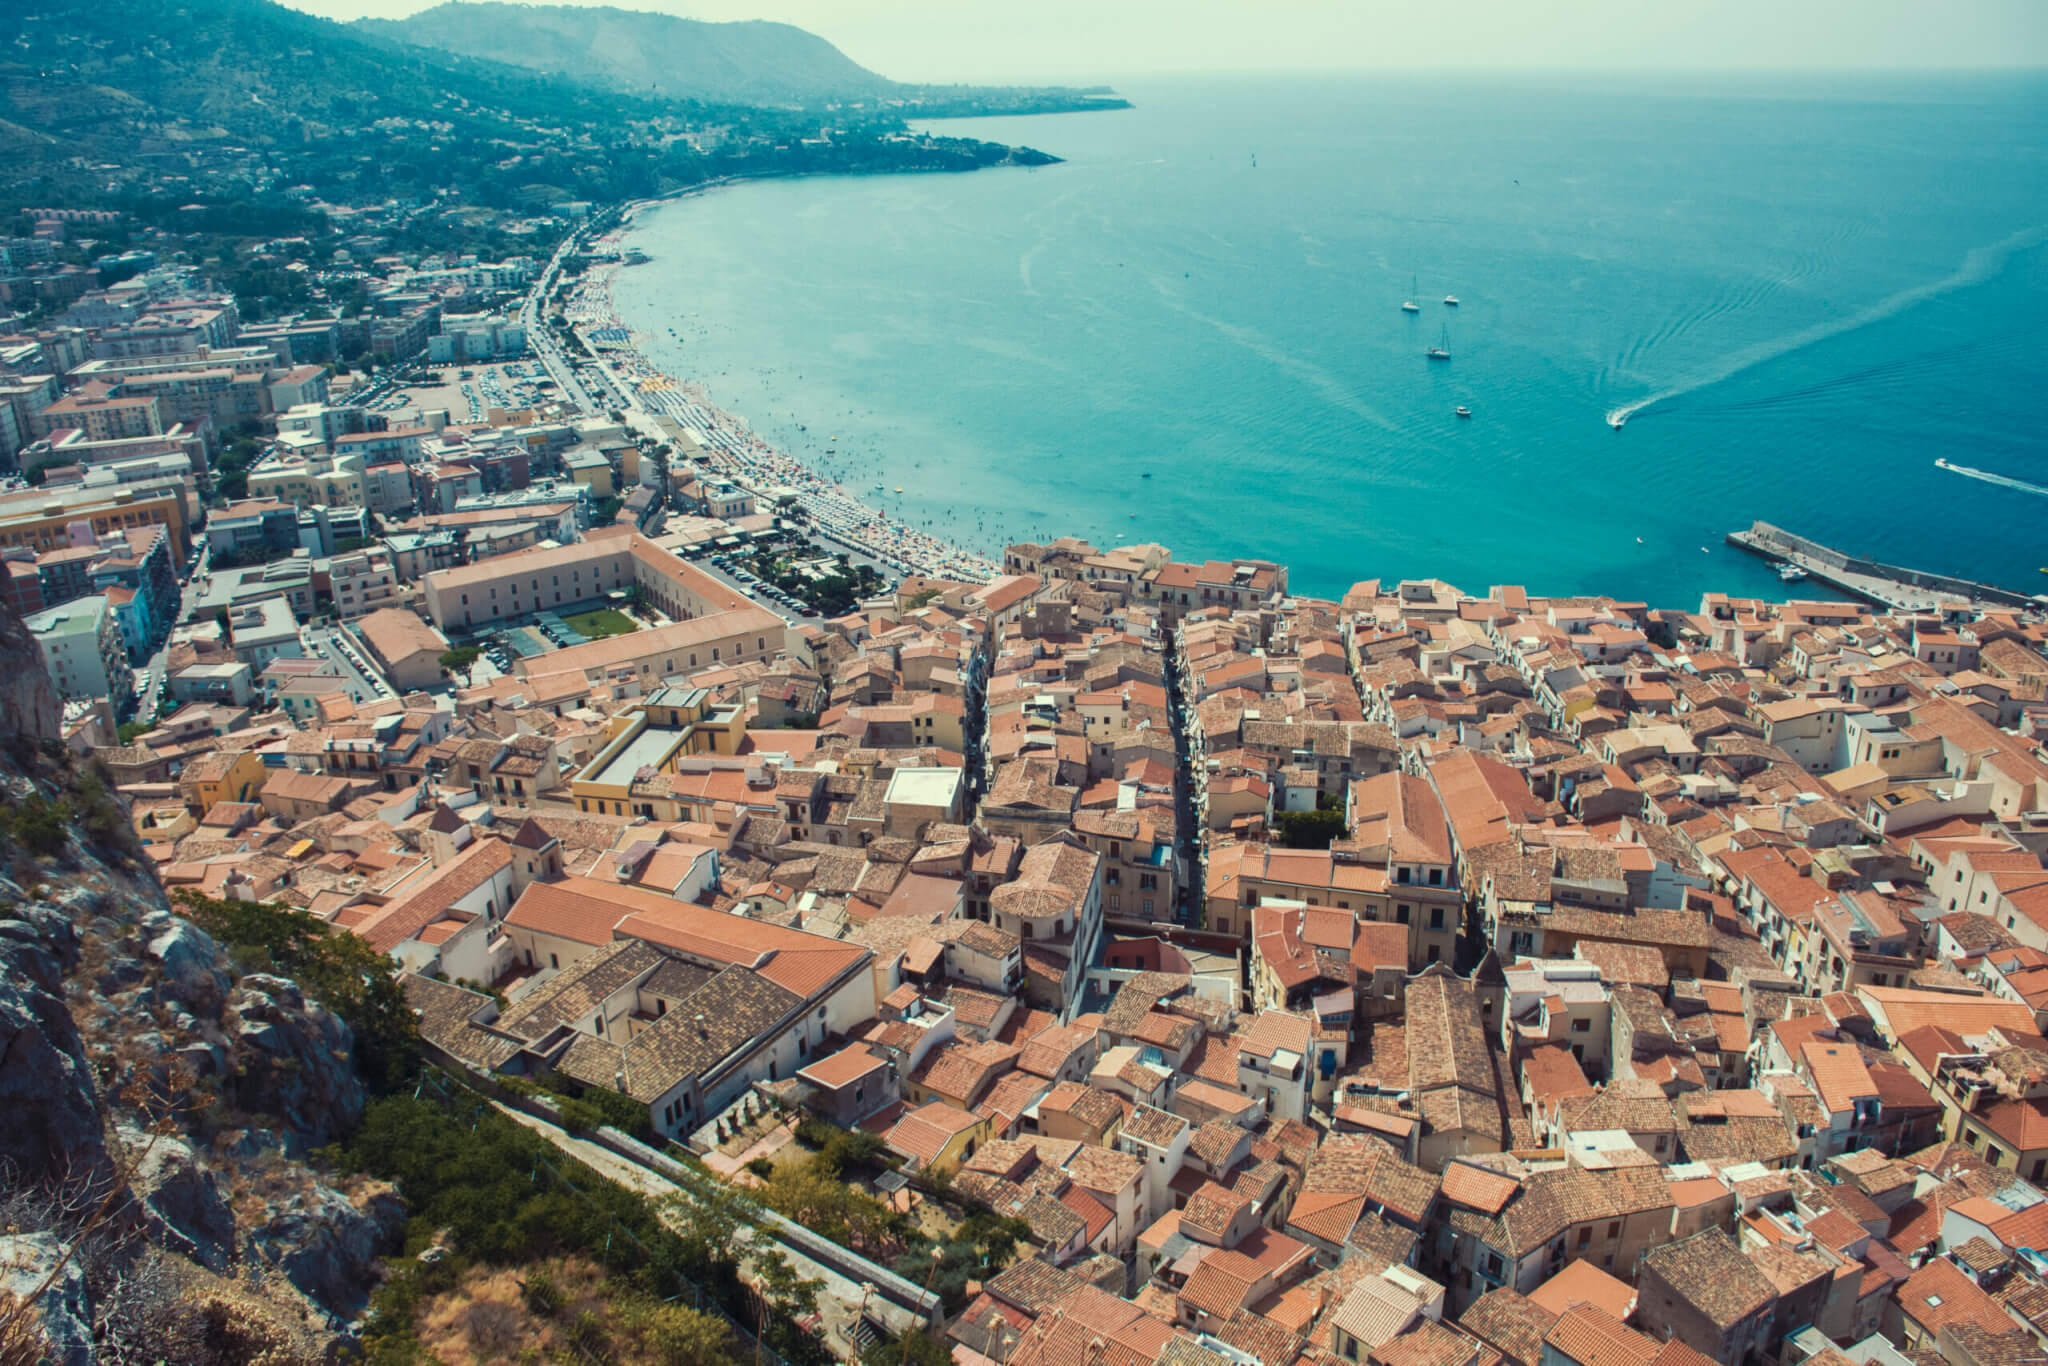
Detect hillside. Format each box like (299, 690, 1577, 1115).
(2, 0, 1059, 220)
(361, 2, 895, 107)
(363, 1, 1131, 116)
(0, 597, 397, 1364)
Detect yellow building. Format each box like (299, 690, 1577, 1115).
(177, 749, 270, 817)
(0, 480, 192, 558)
(569, 687, 747, 817)
(564, 450, 615, 499)
(883, 1101, 992, 1177)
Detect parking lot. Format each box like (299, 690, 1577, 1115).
(464, 602, 645, 680)
(378, 359, 558, 426)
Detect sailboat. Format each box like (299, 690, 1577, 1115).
(1427, 325, 1451, 361)
(1401, 275, 1421, 313)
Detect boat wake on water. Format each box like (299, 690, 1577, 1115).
(1604, 223, 2047, 430)
(1935, 458, 2048, 500)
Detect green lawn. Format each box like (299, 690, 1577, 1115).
(561, 608, 639, 640)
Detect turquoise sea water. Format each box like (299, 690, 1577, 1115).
(614, 73, 2048, 606)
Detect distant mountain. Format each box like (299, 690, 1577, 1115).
(361, 2, 1129, 116)
(360, 3, 894, 108)
(3, 0, 1058, 217)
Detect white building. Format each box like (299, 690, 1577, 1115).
(25, 595, 129, 705)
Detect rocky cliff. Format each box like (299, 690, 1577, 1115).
(0, 598, 398, 1365)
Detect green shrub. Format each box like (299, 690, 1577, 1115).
(744, 1157, 774, 1180)
(5, 798, 69, 858)
(174, 891, 421, 1092)
(556, 1098, 604, 1134)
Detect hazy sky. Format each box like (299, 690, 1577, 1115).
(286, 0, 2047, 85)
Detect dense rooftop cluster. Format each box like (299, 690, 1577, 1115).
(11, 191, 2048, 1366)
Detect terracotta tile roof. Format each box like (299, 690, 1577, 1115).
(1528, 1259, 1637, 1323)
(1439, 1161, 1520, 1216)
(1858, 985, 2038, 1040)
(1057, 1182, 1114, 1245)
(1178, 1249, 1264, 1320)
(911, 1039, 1019, 1108)
(1461, 1288, 1558, 1366)
(1122, 1102, 1188, 1149)
(1181, 1182, 1249, 1244)
(507, 874, 868, 1002)
(797, 1042, 888, 1090)
(400, 973, 521, 1070)
(352, 837, 511, 954)
(985, 1255, 1086, 1315)
(1638, 1229, 1774, 1331)
(1287, 1189, 1365, 1245)
(1542, 1306, 1659, 1366)
(1064, 1144, 1144, 1198)
(1376, 1318, 1487, 1366)
(1187, 1120, 1248, 1172)
(884, 1101, 983, 1166)
(1898, 1256, 2022, 1338)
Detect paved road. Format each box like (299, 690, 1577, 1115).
(524, 234, 602, 414)
(138, 546, 213, 719)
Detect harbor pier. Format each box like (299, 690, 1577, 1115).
(1725, 520, 2040, 613)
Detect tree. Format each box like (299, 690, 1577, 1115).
(751, 1247, 822, 1324)
(861, 1331, 951, 1366)
(625, 1298, 740, 1366)
(172, 892, 421, 1091)
(23, 458, 64, 487)
(439, 646, 482, 686)
(658, 1175, 759, 1284)
(1275, 807, 1346, 850)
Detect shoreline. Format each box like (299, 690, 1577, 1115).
(567, 185, 1002, 586)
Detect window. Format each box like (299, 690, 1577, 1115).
(1571, 1018, 1590, 1033)
(1429, 907, 1445, 931)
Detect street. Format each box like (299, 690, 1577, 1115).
(306, 624, 393, 705)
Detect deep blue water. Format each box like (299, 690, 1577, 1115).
(615, 73, 2048, 606)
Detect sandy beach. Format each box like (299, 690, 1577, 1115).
(562, 208, 1001, 587)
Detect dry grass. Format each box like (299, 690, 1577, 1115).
(407, 1255, 744, 1365)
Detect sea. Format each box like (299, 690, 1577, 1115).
(612, 72, 2048, 606)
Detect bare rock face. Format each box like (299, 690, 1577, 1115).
(0, 901, 107, 1181)
(224, 974, 367, 1155)
(0, 728, 398, 1356)
(140, 913, 230, 1016)
(118, 1126, 237, 1273)
(247, 1182, 406, 1322)
(0, 592, 59, 745)
(0, 1233, 93, 1366)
